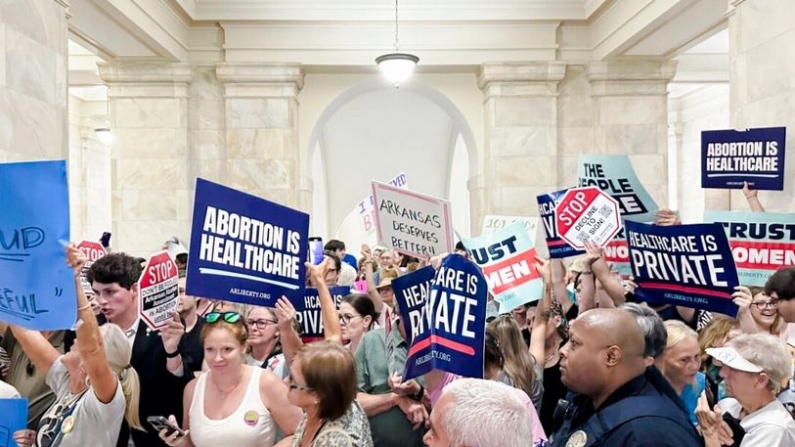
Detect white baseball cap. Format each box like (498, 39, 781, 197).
(706, 346, 763, 373)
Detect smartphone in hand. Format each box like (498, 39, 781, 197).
(147, 416, 185, 437)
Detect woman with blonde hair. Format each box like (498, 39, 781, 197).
(487, 315, 544, 412)
(656, 320, 705, 424)
(12, 245, 142, 447)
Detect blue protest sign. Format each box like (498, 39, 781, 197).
(186, 178, 309, 308)
(536, 188, 585, 259)
(626, 221, 740, 317)
(462, 222, 543, 310)
(295, 286, 351, 337)
(704, 211, 795, 287)
(396, 256, 487, 381)
(0, 398, 27, 447)
(392, 265, 436, 346)
(0, 161, 77, 330)
(701, 127, 786, 190)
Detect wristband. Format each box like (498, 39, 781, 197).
(165, 349, 181, 359)
(410, 384, 424, 401)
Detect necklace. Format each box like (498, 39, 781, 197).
(211, 373, 243, 399)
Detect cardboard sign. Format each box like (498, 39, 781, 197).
(0, 398, 27, 447)
(138, 251, 179, 330)
(701, 127, 787, 190)
(295, 286, 351, 338)
(555, 187, 621, 249)
(626, 221, 740, 317)
(482, 215, 537, 241)
(76, 240, 107, 296)
(537, 189, 585, 259)
(371, 182, 454, 259)
(462, 222, 543, 310)
(397, 256, 488, 381)
(704, 211, 795, 286)
(186, 178, 309, 308)
(359, 173, 409, 238)
(0, 160, 77, 330)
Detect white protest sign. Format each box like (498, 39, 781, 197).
(138, 251, 179, 330)
(555, 187, 621, 249)
(371, 182, 454, 259)
(76, 240, 107, 295)
(482, 215, 537, 243)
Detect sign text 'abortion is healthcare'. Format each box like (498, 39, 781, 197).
(702, 127, 786, 190)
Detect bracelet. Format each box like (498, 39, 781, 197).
(165, 349, 181, 359)
(580, 271, 594, 276)
(77, 303, 92, 312)
(410, 384, 424, 401)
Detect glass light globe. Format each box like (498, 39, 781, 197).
(376, 53, 420, 85)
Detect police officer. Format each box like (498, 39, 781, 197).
(549, 309, 702, 447)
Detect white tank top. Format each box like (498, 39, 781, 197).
(189, 367, 276, 447)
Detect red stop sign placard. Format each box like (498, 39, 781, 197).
(77, 240, 107, 295)
(555, 187, 621, 249)
(138, 251, 179, 330)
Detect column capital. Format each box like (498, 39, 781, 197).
(99, 63, 192, 98)
(586, 60, 677, 96)
(478, 61, 567, 98)
(215, 62, 305, 98)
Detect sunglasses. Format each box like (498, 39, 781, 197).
(205, 312, 242, 324)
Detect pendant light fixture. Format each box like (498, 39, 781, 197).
(375, 0, 419, 86)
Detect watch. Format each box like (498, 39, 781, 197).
(410, 384, 424, 402)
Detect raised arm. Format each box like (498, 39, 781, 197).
(549, 259, 571, 315)
(68, 244, 118, 404)
(584, 241, 623, 307)
(529, 260, 552, 365)
(274, 297, 302, 364)
(307, 259, 342, 344)
(361, 245, 384, 312)
(742, 181, 765, 212)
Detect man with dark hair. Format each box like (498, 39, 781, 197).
(88, 253, 191, 447)
(325, 239, 358, 284)
(765, 267, 795, 322)
(323, 252, 342, 287)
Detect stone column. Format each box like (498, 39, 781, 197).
(585, 61, 677, 209)
(215, 63, 305, 210)
(0, 0, 68, 161)
(477, 62, 566, 232)
(728, 0, 795, 212)
(99, 63, 191, 255)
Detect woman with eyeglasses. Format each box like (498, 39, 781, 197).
(339, 294, 379, 353)
(288, 341, 373, 447)
(245, 306, 287, 379)
(733, 286, 795, 341)
(159, 311, 302, 447)
(11, 245, 142, 447)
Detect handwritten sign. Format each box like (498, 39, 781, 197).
(704, 211, 795, 286)
(295, 286, 351, 337)
(701, 127, 787, 190)
(76, 240, 107, 296)
(537, 189, 585, 259)
(358, 173, 409, 237)
(462, 222, 543, 310)
(0, 161, 77, 330)
(395, 256, 487, 381)
(186, 178, 309, 308)
(138, 251, 179, 330)
(626, 221, 739, 317)
(0, 398, 27, 447)
(482, 215, 537, 242)
(371, 182, 453, 259)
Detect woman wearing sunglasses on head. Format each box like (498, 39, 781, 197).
(288, 341, 373, 447)
(11, 244, 142, 447)
(159, 311, 302, 447)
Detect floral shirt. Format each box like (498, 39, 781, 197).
(292, 401, 374, 447)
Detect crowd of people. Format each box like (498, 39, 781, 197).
(1, 190, 795, 447)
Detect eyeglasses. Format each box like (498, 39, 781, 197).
(339, 313, 362, 324)
(288, 377, 312, 392)
(751, 300, 778, 310)
(246, 318, 277, 329)
(205, 312, 242, 324)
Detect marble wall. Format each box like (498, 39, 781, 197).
(0, 0, 68, 162)
(729, 0, 795, 212)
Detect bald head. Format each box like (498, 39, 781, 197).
(578, 308, 646, 357)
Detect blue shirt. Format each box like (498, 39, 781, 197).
(680, 372, 706, 424)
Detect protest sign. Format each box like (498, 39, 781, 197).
(138, 251, 179, 330)
(392, 265, 436, 346)
(371, 182, 453, 259)
(295, 286, 351, 338)
(186, 178, 309, 308)
(704, 211, 795, 287)
(555, 187, 622, 249)
(482, 215, 537, 242)
(462, 222, 543, 310)
(0, 398, 27, 447)
(396, 255, 488, 381)
(0, 160, 77, 330)
(626, 221, 740, 317)
(701, 127, 787, 190)
(537, 189, 585, 259)
(76, 240, 107, 296)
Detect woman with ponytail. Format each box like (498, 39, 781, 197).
(11, 244, 141, 447)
